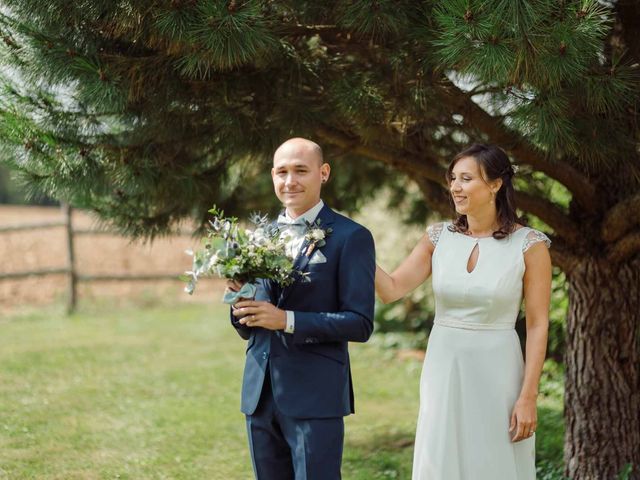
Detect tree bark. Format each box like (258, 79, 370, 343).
(564, 257, 640, 480)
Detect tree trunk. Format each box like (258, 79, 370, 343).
(564, 257, 640, 479)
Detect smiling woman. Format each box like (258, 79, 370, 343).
(446, 143, 520, 240)
(374, 143, 551, 480)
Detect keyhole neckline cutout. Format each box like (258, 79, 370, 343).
(466, 242, 480, 274)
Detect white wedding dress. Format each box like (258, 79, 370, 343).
(412, 222, 550, 480)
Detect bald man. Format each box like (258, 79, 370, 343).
(229, 138, 376, 479)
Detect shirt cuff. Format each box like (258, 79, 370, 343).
(284, 311, 295, 334)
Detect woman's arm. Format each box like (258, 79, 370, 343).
(510, 240, 552, 442)
(375, 234, 435, 304)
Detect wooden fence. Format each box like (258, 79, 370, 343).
(0, 204, 192, 313)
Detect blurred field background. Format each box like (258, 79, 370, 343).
(0, 202, 565, 479)
(0, 205, 222, 316)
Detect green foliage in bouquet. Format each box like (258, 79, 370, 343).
(181, 206, 296, 295)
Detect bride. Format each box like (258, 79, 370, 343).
(375, 143, 551, 479)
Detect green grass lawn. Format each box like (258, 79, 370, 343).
(0, 302, 564, 479)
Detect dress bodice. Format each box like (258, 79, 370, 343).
(427, 222, 551, 330)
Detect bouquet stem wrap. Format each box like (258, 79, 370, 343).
(222, 282, 257, 305)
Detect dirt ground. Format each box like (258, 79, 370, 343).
(0, 205, 225, 315)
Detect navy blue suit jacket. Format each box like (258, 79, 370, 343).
(231, 205, 376, 419)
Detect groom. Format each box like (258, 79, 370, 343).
(228, 137, 376, 479)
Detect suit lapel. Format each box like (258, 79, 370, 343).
(277, 205, 335, 307)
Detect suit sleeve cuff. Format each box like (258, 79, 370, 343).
(284, 311, 295, 334)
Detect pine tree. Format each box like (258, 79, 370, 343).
(1, 1, 639, 477)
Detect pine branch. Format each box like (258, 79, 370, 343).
(317, 124, 578, 241)
(602, 192, 640, 243)
(436, 76, 598, 211)
(315, 124, 446, 183)
(413, 177, 452, 218)
(614, 2, 640, 63)
(548, 237, 581, 274)
(607, 231, 640, 263)
(515, 190, 579, 245)
(336, 1, 410, 41)
(281, 24, 342, 37)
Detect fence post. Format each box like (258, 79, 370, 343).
(62, 203, 77, 314)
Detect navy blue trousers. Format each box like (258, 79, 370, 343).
(246, 372, 344, 480)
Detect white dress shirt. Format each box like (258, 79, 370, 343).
(279, 200, 324, 335)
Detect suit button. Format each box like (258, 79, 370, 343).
(304, 338, 317, 344)
(262, 352, 269, 360)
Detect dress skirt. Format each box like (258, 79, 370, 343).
(411, 324, 536, 480)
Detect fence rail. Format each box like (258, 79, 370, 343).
(0, 204, 193, 313)
(0, 269, 182, 281)
(1, 267, 71, 280)
(0, 221, 66, 233)
(0, 223, 193, 236)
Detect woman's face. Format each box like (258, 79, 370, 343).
(449, 156, 501, 216)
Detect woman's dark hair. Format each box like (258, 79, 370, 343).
(446, 143, 524, 239)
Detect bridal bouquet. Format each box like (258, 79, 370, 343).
(181, 207, 297, 303)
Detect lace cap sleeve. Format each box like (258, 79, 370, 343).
(426, 222, 445, 247)
(523, 229, 551, 253)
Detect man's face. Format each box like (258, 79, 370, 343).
(271, 145, 329, 217)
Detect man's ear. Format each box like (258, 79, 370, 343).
(321, 163, 331, 183)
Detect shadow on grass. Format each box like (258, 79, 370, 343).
(343, 430, 415, 479)
(342, 402, 565, 480)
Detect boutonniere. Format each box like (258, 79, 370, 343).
(303, 219, 333, 257)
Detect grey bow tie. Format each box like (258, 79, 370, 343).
(277, 215, 307, 227)
(277, 216, 307, 239)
